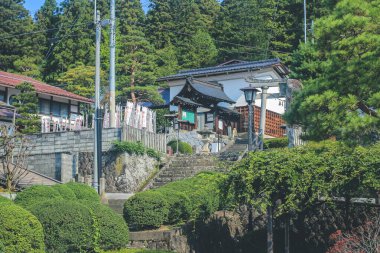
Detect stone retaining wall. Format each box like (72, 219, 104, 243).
(129, 228, 190, 253)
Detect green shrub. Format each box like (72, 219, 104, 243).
(168, 140, 193, 154)
(113, 141, 145, 155)
(124, 191, 169, 230)
(146, 147, 161, 161)
(0, 203, 45, 252)
(263, 137, 288, 149)
(113, 141, 161, 160)
(14, 185, 62, 208)
(0, 195, 12, 204)
(155, 188, 191, 224)
(29, 200, 97, 253)
(161, 172, 224, 220)
(52, 184, 77, 200)
(85, 202, 129, 250)
(65, 182, 100, 203)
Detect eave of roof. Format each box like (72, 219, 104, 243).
(0, 71, 93, 104)
(158, 58, 288, 81)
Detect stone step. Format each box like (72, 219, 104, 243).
(107, 199, 127, 215)
(163, 165, 217, 170)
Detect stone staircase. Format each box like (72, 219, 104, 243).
(149, 154, 219, 188)
(218, 137, 248, 161)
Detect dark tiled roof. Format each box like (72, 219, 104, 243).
(172, 96, 203, 107)
(0, 71, 93, 103)
(190, 79, 235, 104)
(158, 58, 282, 81)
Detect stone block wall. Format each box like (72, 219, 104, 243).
(26, 128, 121, 155)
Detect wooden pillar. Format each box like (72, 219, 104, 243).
(177, 103, 182, 130)
(214, 105, 218, 133)
(194, 107, 198, 130)
(4, 87, 8, 104)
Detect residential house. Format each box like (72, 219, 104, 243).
(0, 71, 93, 131)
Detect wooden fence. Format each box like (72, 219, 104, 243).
(122, 126, 167, 153)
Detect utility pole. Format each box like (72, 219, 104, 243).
(304, 0, 307, 43)
(109, 0, 116, 128)
(93, 9, 102, 194)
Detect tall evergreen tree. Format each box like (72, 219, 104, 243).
(116, 0, 157, 104)
(42, 0, 95, 83)
(146, 0, 219, 69)
(286, 0, 380, 144)
(13, 82, 41, 134)
(0, 0, 42, 74)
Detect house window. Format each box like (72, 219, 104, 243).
(39, 99, 71, 117)
(39, 99, 50, 115)
(51, 101, 60, 116)
(60, 104, 69, 117)
(0, 91, 5, 102)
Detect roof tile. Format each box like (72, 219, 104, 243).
(0, 71, 93, 104)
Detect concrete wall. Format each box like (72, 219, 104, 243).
(25, 128, 122, 183)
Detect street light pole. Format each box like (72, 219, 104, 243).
(241, 86, 259, 152)
(248, 101, 254, 151)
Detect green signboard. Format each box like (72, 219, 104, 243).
(182, 110, 195, 124)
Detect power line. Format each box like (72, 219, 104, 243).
(0, 21, 92, 41)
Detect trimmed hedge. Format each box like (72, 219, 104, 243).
(52, 184, 77, 200)
(161, 172, 223, 220)
(124, 191, 169, 230)
(168, 140, 193, 154)
(154, 188, 191, 224)
(29, 200, 97, 253)
(123, 172, 225, 230)
(0, 195, 12, 204)
(14, 185, 62, 208)
(0, 203, 45, 253)
(65, 182, 100, 203)
(85, 202, 129, 250)
(263, 137, 288, 149)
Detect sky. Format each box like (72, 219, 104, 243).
(24, 0, 150, 15)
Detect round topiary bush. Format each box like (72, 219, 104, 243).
(0, 203, 45, 252)
(29, 199, 97, 253)
(0, 195, 13, 204)
(84, 202, 129, 250)
(65, 182, 100, 203)
(168, 140, 193, 154)
(124, 191, 169, 230)
(52, 184, 77, 200)
(155, 188, 192, 224)
(14, 185, 62, 208)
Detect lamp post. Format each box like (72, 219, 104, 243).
(240, 86, 259, 151)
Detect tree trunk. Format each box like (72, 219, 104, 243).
(130, 64, 136, 104)
(267, 206, 274, 253)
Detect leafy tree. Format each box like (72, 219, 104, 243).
(0, 0, 43, 72)
(180, 30, 218, 68)
(155, 45, 179, 77)
(286, 0, 380, 144)
(118, 86, 164, 105)
(57, 64, 105, 99)
(13, 82, 41, 134)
